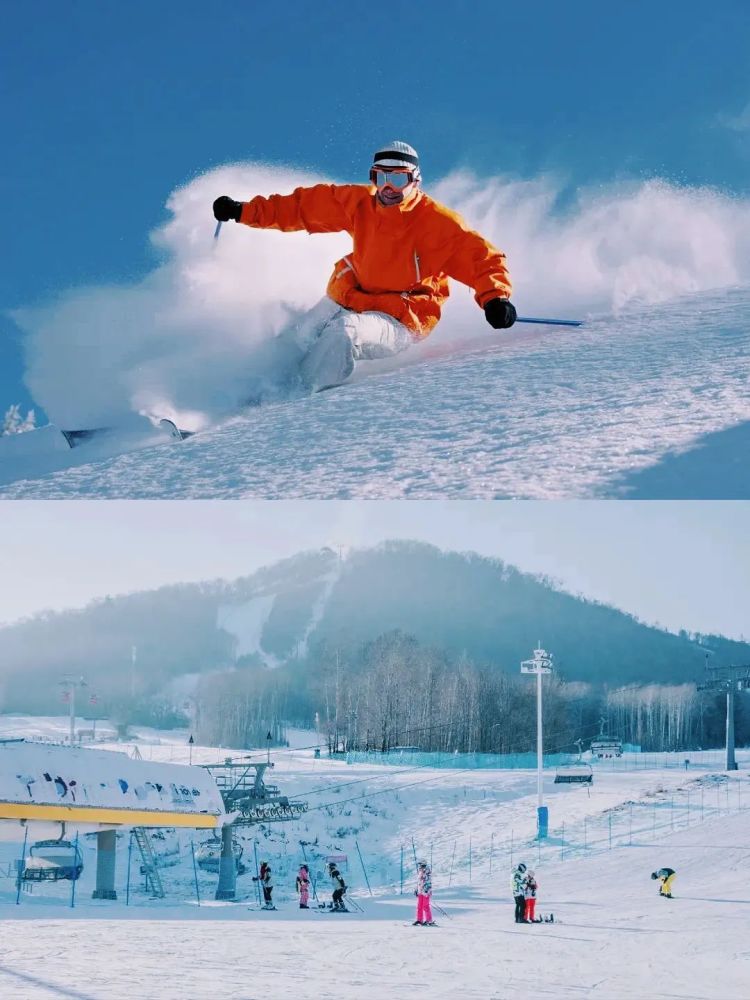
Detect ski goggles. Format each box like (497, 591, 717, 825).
(369, 167, 415, 189)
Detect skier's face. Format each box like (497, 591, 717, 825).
(370, 167, 417, 206)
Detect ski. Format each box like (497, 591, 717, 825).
(158, 418, 195, 442)
(62, 418, 194, 446)
(60, 427, 112, 448)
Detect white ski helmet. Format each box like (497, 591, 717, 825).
(372, 141, 421, 182)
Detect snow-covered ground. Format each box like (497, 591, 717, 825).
(1, 716, 748, 998)
(2, 287, 749, 499)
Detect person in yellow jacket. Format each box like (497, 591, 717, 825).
(651, 867, 676, 898)
(213, 141, 516, 391)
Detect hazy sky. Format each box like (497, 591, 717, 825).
(0, 501, 747, 639)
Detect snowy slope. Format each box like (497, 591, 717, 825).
(0, 717, 750, 1000)
(0, 726, 748, 999)
(1, 287, 748, 499)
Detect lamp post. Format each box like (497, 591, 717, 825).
(521, 644, 553, 839)
(59, 676, 87, 745)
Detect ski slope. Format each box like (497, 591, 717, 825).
(0, 716, 748, 998)
(1, 287, 748, 499)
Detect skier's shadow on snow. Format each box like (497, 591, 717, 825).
(0, 965, 99, 1000)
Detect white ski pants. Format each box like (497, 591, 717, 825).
(286, 297, 415, 360)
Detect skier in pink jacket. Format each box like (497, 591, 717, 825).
(296, 864, 311, 909)
(414, 861, 435, 926)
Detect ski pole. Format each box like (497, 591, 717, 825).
(433, 901, 452, 920)
(355, 840, 373, 896)
(516, 316, 583, 327)
(214, 221, 223, 241)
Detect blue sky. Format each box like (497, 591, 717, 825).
(2, 1, 749, 420)
(0, 501, 748, 639)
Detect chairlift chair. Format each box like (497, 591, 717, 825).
(590, 739, 623, 759)
(22, 839, 84, 882)
(554, 762, 593, 784)
(195, 835, 245, 874)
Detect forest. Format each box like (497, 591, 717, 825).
(193, 630, 748, 755)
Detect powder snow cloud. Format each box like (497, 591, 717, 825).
(11, 164, 750, 427)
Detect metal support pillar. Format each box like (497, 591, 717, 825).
(726, 686, 738, 771)
(215, 824, 236, 901)
(92, 829, 118, 899)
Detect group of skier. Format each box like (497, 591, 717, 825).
(511, 862, 542, 923)
(508, 860, 677, 923)
(253, 860, 348, 912)
(256, 853, 675, 921)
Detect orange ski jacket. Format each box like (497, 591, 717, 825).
(239, 184, 512, 338)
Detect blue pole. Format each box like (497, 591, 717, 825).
(70, 832, 80, 909)
(126, 831, 133, 906)
(400, 845, 404, 895)
(15, 827, 29, 906)
(190, 840, 201, 906)
(214, 221, 223, 241)
(516, 316, 583, 327)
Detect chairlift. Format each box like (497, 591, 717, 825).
(590, 738, 623, 759)
(22, 839, 84, 882)
(195, 835, 246, 874)
(554, 762, 593, 784)
(590, 717, 623, 758)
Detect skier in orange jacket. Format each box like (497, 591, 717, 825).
(213, 141, 516, 391)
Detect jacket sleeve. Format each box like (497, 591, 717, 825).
(437, 207, 513, 307)
(239, 184, 358, 235)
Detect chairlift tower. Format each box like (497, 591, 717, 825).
(521, 643, 553, 839)
(698, 663, 750, 771)
(202, 757, 308, 900)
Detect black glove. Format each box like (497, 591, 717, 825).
(484, 298, 517, 329)
(213, 196, 243, 223)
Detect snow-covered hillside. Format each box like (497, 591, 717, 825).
(1, 716, 748, 998)
(2, 286, 749, 499)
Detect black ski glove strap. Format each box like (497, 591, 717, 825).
(484, 298, 517, 329)
(213, 196, 243, 223)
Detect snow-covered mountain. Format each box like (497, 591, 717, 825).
(0, 541, 746, 716)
